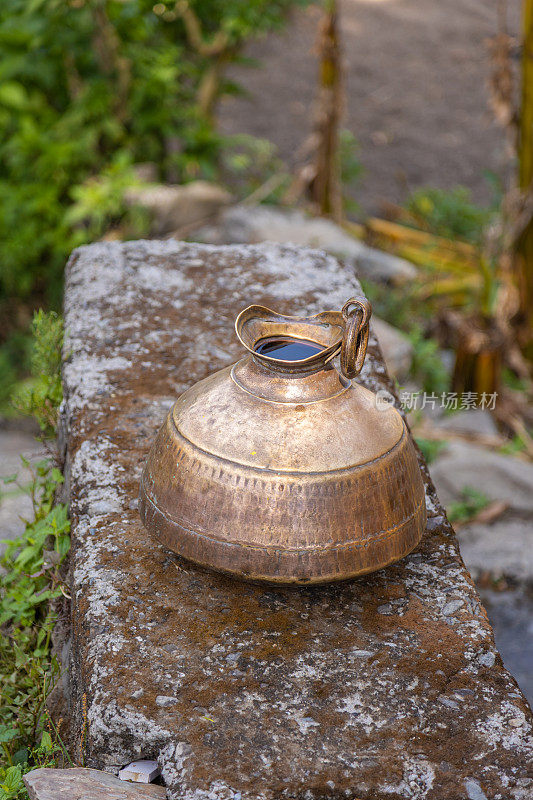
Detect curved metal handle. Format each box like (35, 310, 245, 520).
(340, 297, 372, 379)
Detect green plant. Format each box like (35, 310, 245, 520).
(0, 461, 70, 767)
(0, 309, 69, 789)
(360, 280, 451, 393)
(502, 367, 530, 393)
(0, 0, 309, 399)
(0, 728, 71, 799)
(499, 433, 529, 456)
(408, 326, 450, 394)
(219, 134, 291, 202)
(65, 153, 150, 244)
(414, 437, 447, 465)
(339, 129, 362, 215)
(401, 186, 502, 318)
(0, 765, 25, 800)
(404, 186, 495, 245)
(359, 279, 425, 332)
(12, 312, 64, 436)
(448, 486, 490, 524)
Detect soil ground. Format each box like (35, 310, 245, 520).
(219, 0, 521, 215)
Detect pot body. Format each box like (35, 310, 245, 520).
(139, 353, 426, 584)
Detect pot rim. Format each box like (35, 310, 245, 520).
(235, 304, 345, 370)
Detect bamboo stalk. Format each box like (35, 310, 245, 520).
(515, 0, 533, 358)
(310, 0, 343, 221)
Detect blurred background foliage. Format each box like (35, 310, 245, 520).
(404, 185, 498, 246)
(1, 0, 532, 418)
(0, 0, 309, 406)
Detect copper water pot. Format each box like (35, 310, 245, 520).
(139, 298, 426, 584)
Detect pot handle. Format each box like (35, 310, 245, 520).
(340, 297, 372, 379)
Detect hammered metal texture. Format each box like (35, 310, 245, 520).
(139, 329, 426, 584)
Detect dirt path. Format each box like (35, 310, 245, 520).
(219, 0, 520, 215)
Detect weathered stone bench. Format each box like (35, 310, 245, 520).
(61, 241, 532, 800)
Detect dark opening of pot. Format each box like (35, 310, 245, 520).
(254, 336, 324, 361)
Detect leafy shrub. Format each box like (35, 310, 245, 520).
(0, 344, 27, 412)
(218, 134, 291, 202)
(0, 463, 70, 762)
(0, 0, 309, 395)
(407, 325, 450, 394)
(12, 312, 63, 435)
(360, 280, 450, 394)
(404, 186, 494, 245)
(0, 765, 25, 800)
(448, 486, 490, 524)
(1, 310, 70, 785)
(414, 437, 447, 465)
(339, 129, 362, 214)
(360, 278, 425, 332)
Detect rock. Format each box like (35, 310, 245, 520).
(62, 240, 532, 800)
(196, 204, 417, 284)
(119, 761, 161, 783)
(430, 441, 533, 583)
(464, 778, 488, 800)
(126, 181, 233, 235)
(456, 519, 533, 583)
(434, 409, 499, 438)
(155, 696, 178, 708)
(442, 598, 464, 616)
(431, 441, 533, 514)
(372, 316, 413, 380)
(23, 768, 166, 800)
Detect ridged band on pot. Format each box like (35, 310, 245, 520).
(139, 299, 426, 585)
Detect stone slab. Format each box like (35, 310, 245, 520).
(61, 241, 533, 800)
(23, 768, 166, 800)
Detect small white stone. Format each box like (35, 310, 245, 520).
(118, 760, 161, 783)
(438, 696, 459, 710)
(478, 652, 496, 668)
(442, 599, 464, 616)
(155, 695, 178, 707)
(464, 778, 488, 800)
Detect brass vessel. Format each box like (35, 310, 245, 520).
(139, 298, 426, 584)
